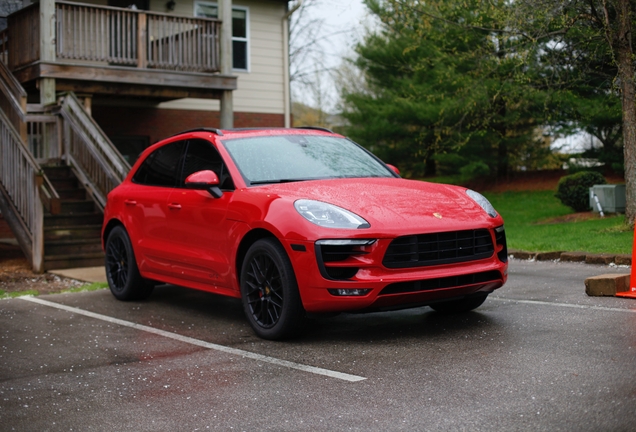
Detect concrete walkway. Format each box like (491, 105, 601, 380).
(48, 266, 107, 284)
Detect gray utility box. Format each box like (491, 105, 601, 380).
(589, 184, 626, 213)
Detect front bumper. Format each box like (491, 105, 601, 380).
(287, 235, 508, 314)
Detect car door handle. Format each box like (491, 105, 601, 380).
(168, 203, 182, 210)
(124, 200, 137, 206)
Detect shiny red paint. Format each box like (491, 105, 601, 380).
(103, 128, 508, 314)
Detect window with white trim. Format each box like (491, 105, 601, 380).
(195, 1, 249, 72)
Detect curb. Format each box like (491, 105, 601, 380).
(508, 249, 632, 266)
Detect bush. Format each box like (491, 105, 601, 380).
(555, 171, 606, 212)
(459, 161, 491, 183)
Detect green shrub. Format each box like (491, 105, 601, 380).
(459, 161, 491, 183)
(555, 171, 606, 212)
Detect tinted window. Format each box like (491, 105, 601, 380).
(132, 141, 186, 187)
(181, 139, 234, 190)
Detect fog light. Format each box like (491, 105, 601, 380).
(328, 288, 371, 296)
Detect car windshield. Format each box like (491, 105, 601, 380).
(222, 135, 394, 184)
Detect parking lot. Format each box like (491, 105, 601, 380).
(1, 259, 636, 431)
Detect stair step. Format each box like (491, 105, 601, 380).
(42, 165, 73, 179)
(50, 178, 79, 190)
(45, 224, 102, 241)
(60, 200, 95, 214)
(57, 188, 86, 200)
(44, 212, 104, 227)
(45, 239, 103, 256)
(43, 252, 105, 271)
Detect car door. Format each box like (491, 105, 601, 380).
(164, 138, 235, 288)
(126, 140, 186, 277)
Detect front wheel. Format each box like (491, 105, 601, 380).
(240, 238, 306, 340)
(429, 294, 488, 314)
(105, 225, 153, 301)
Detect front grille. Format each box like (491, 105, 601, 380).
(379, 270, 502, 295)
(383, 229, 494, 268)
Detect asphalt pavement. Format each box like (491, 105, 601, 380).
(1, 259, 635, 431)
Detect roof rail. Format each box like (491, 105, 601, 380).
(294, 126, 334, 133)
(173, 127, 224, 137)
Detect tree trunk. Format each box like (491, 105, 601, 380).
(615, 0, 636, 227)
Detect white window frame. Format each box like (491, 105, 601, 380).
(194, 1, 250, 73)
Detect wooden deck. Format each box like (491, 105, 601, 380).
(4, 1, 236, 101)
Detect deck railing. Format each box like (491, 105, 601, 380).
(6, 4, 40, 71)
(27, 110, 62, 163)
(60, 92, 130, 210)
(54, 1, 221, 72)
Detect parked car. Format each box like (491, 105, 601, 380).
(102, 127, 508, 339)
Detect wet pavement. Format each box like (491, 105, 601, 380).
(1, 259, 635, 431)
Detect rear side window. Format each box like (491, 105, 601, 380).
(132, 141, 186, 187)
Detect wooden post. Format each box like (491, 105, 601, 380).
(137, 13, 147, 69)
(39, 0, 56, 106)
(18, 91, 27, 143)
(219, 0, 233, 129)
(32, 173, 44, 273)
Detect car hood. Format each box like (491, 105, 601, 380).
(249, 178, 500, 234)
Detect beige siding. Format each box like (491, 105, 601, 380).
(159, 0, 286, 114)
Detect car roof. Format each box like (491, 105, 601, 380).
(170, 126, 337, 139)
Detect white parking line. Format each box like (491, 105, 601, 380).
(20, 296, 366, 383)
(491, 296, 636, 313)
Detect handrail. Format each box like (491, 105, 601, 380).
(60, 92, 130, 209)
(0, 57, 27, 140)
(0, 58, 61, 217)
(0, 108, 45, 271)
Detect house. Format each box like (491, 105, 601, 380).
(0, 0, 296, 272)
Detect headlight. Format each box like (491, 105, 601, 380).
(466, 189, 498, 218)
(294, 199, 370, 229)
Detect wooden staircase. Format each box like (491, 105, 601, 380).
(41, 165, 104, 270)
(1, 51, 129, 272)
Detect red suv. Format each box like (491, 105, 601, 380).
(102, 128, 508, 339)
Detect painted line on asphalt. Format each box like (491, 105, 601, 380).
(491, 296, 636, 313)
(20, 296, 366, 383)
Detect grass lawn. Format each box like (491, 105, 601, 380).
(484, 190, 634, 254)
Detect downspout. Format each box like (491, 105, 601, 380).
(283, 0, 302, 127)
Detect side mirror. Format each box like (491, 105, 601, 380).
(386, 164, 400, 176)
(185, 170, 223, 198)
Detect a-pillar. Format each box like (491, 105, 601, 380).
(219, 0, 233, 129)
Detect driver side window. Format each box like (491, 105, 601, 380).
(180, 139, 234, 190)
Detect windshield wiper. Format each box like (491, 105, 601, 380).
(249, 178, 310, 185)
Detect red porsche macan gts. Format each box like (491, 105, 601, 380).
(102, 127, 508, 339)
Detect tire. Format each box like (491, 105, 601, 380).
(429, 293, 488, 314)
(240, 238, 306, 340)
(105, 225, 154, 301)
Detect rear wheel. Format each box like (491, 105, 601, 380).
(105, 226, 154, 301)
(240, 238, 306, 340)
(429, 294, 488, 314)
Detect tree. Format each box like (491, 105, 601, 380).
(343, 0, 636, 225)
(503, 0, 636, 225)
(341, 0, 550, 179)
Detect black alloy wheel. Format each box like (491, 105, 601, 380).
(240, 238, 306, 340)
(105, 225, 153, 301)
